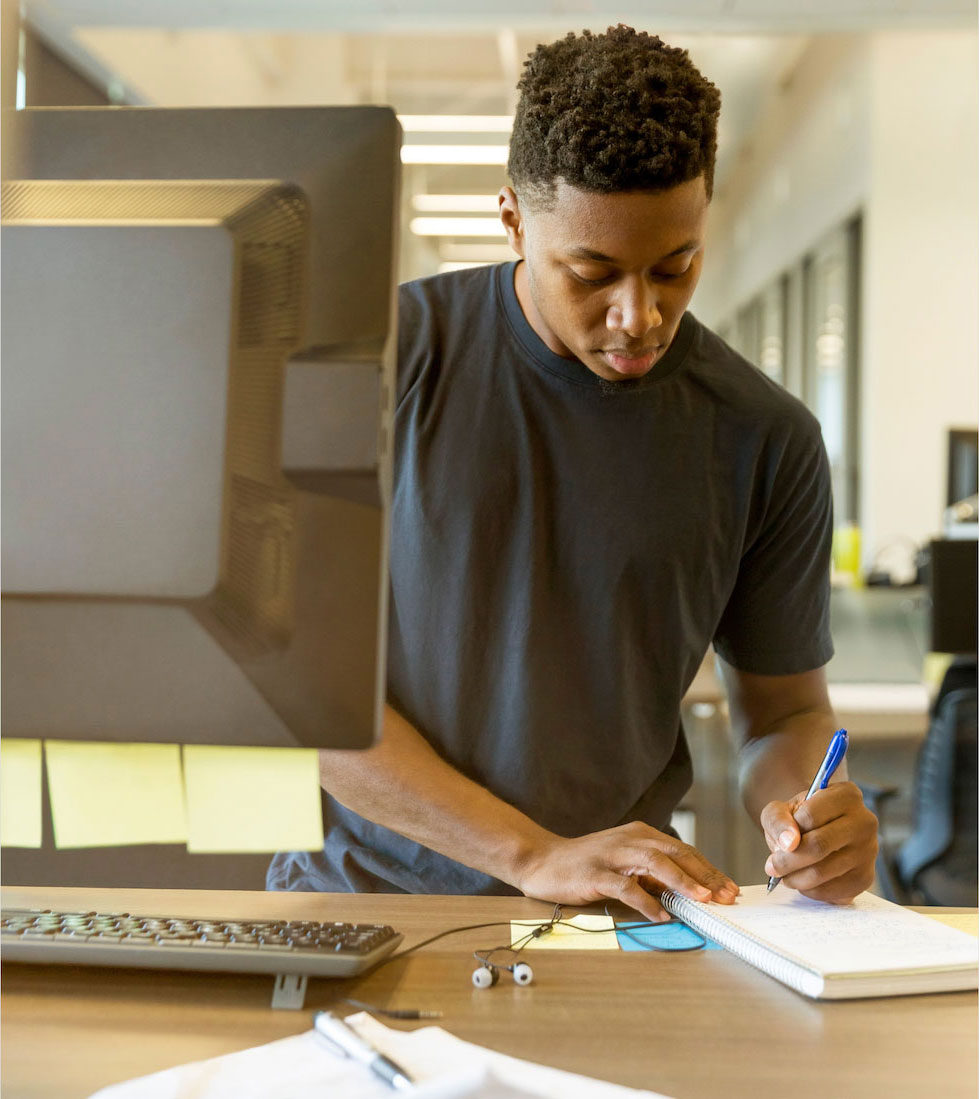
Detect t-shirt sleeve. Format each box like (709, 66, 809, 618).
(396, 280, 435, 408)
(712, 419, 834, 675)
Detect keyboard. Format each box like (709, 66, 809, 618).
(1, 907, 403, 981)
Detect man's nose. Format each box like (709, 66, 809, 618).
(606, 276, 662, 339)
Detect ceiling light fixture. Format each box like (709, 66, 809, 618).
(438, 261, 493, 274)
(409, 217, 507, 237)
(440, 243, 517, 262)
(401, 146, 509, 166)
(398, 115, 513, 132)
(412, 194, 501, 213)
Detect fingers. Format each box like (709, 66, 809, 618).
(784, 861, 875, 904)
(607, 874, 669, 923)
(760, 799, 802, 856)
(761, 783, 871, 854)
(790, 782, 868, 832)
(514, 825, 738, 916)
(618, 838, 739, 904)
(762, 783, 878, 901)
(764, 815, 850, 877)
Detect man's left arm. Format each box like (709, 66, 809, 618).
(718, 658, 878, 903)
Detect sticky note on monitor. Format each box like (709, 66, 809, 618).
(0, 739, 43, 848)
(44, 741, 187, 848)
(182, 745, 324, 853)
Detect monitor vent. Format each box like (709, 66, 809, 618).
(0, 180, 297, 223)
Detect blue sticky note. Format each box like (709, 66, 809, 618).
(616, 921, 722, 952)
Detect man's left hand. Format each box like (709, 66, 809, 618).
(760, 782, 878, 903)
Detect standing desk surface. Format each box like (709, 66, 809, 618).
(2, 886, 976, 1099)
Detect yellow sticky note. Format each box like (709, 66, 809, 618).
(44, 741, 187, 848)
(923, 912, 979, 937)
(0, 739, 43, 848)
(183, 745, 324, 853)
(510, 914, 620, 950)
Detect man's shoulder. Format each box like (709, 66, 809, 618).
(399, 262, 503, 317)
(685, 314, 820, 438)
(396, 263, 510, 400)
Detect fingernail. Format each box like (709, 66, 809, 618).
(764, 858, 775, 876)
(779, 830, 795, 850)
(695, 885, 711, 898)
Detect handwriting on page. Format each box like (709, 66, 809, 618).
(710, 885, 978, 973)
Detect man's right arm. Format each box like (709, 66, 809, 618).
(317, 703, 739, 921)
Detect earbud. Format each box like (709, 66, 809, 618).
(471, 957, 534, 988)
(470, 908, 558, 990)
(471, 964, 499, 989)
(511, 962, 534, 986)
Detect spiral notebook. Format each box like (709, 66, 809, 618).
(660, 883, 978, 1000)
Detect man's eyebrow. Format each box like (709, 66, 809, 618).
(566, 246, 616, 262)
(565, 241, 701, 263)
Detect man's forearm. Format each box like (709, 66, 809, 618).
(318, 704, 739, 919)
(721, 661, 876, 900)
(317, 703, 552, 886)
(736, 709, 844, 825)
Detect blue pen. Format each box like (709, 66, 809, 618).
(766, 728, 849, 894)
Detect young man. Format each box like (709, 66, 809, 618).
(268, 26, 877, 920)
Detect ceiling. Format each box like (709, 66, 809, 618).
(22, 0, 979, 33)
(20, 0, 976, 275)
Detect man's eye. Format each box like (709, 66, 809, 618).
(652, 264, 693, 281)
(569, 269, 612, 285)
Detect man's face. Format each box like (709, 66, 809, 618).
(500, 177, 709, 382)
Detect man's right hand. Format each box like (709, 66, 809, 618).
(513, 822, 739, 922)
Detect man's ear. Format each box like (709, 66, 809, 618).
(498, 187, 526, 258)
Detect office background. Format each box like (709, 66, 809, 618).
(14, 1, 977, 573)
(3, 0, 977, 891)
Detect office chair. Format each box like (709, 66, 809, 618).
(860, 656, 977, 907)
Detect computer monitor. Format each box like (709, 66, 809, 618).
(947, 427, 979, 508)
(2, 106, 400, 753)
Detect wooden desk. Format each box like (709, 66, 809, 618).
(2, 886, 976, 1099)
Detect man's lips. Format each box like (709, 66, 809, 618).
(601, 346, 663, 374)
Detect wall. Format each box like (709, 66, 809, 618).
(71, 29, 356, 106)
(862, 30, 978, 562)
(695, 30, 978, 565)
(695, 35, 871, 323)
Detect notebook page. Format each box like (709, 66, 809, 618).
(694, 885, 979, 976)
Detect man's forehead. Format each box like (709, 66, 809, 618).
(529, 178, 709, 259)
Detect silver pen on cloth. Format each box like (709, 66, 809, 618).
(312, 1010, 414, 1091)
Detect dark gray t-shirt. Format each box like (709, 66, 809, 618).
(267, 261, 834, 895)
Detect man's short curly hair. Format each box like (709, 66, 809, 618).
(508, 26, 721, 207)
